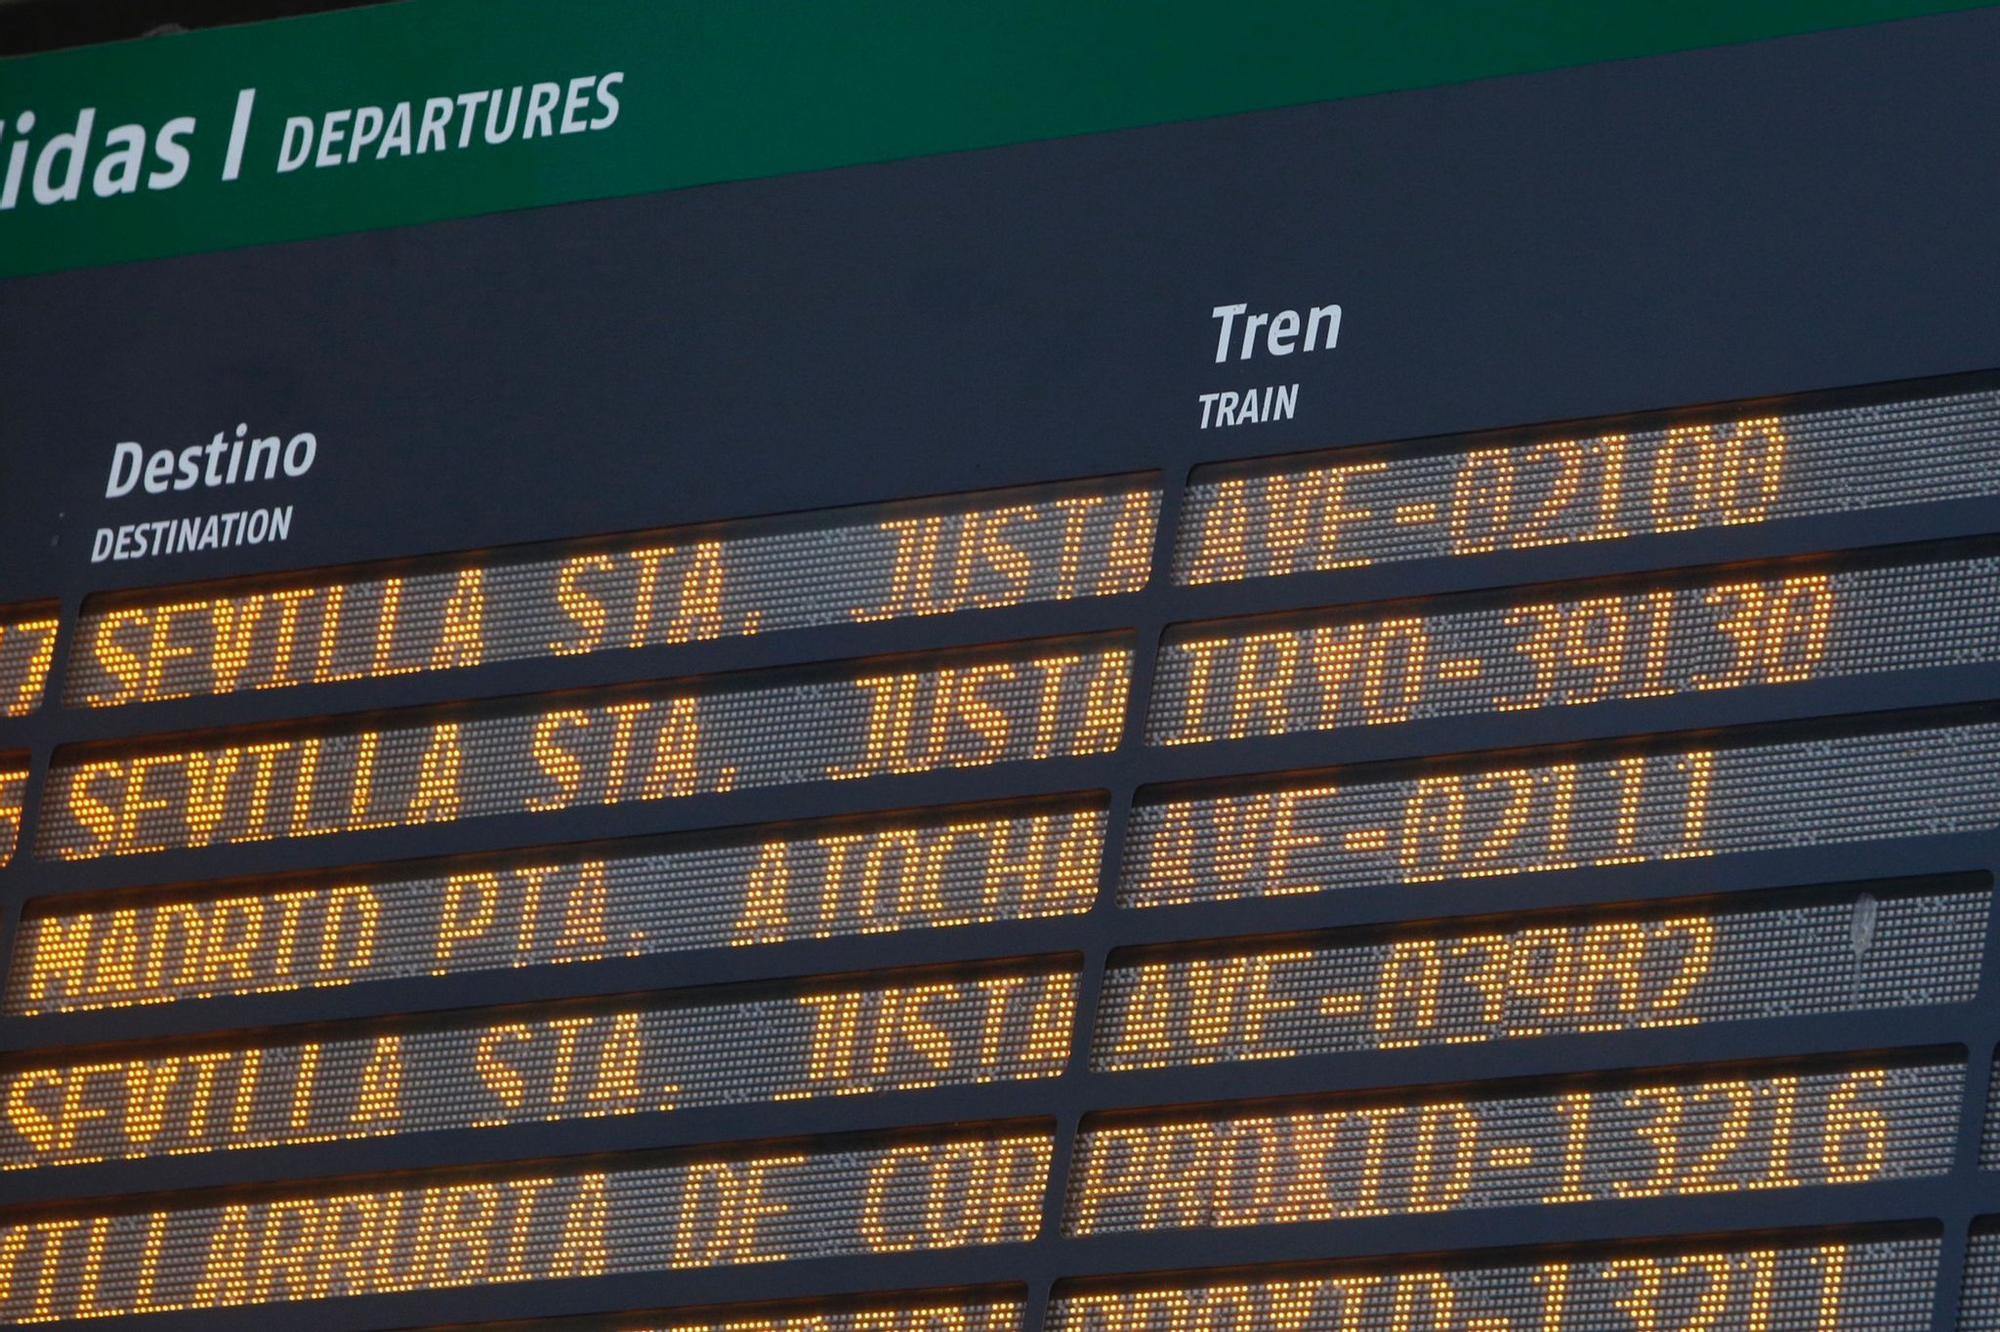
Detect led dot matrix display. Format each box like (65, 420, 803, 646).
(1174, 390, 2000, 585)
(1050, 1232, 1941, 1332)
(34, 638, 1133, 862)
(64, 477, 1159, 710)
(0, 961, 1077, 1170)
(1150, 546, 2000, 746)
(1095, 879, 1989, 1070)
(3, 238, 1998, 1330)
(1961, 1227, 2000, 1331)
(0, 1128, 1054, 1323)
(1064, 1056, 1961, 1235)
(380, 1239, 1958, 1332)
(1121, 717, 2000, 907)
(5, 799, 1106, 1015)
(0, 609, 58, 720)
(7, 0, 2000, 1322)
(0, 764, 23, 871)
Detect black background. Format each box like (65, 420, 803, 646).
(1, 10, 1999, 1330)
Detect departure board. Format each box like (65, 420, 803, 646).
(4, 9, 2000, 1332)
(1067, 1055, 1962, 1233)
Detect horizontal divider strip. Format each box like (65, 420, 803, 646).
(67, 472, 1159, 712)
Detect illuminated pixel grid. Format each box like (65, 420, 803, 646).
(0, 610, 58, 719)
(0, 764, 22, 870)
(0, 963, 1075, 1170)
(5, 802, 1105, 1015)
(63, 478, 1159, 709)
(1048, 1233, 1940, 1332)
(1065, 1058, 1962, 1234)
(0, 1129, 1053, 1323)
(1174, 389, 2000, 584)
(1983, 1056, 2000, 1170)
(1120, 720, 2000, 907)
(2, 381, 1998, 1328)
(36, 640, 1133, 861)
(1094, 882, 1988, 1069)
(1149, 551, 2000, 744)
(1963, 1229, 2000, 1331)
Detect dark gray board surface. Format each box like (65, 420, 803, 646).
(0, 9, 1998, 1332)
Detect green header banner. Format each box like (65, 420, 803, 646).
(0, 0, 1984, 278)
